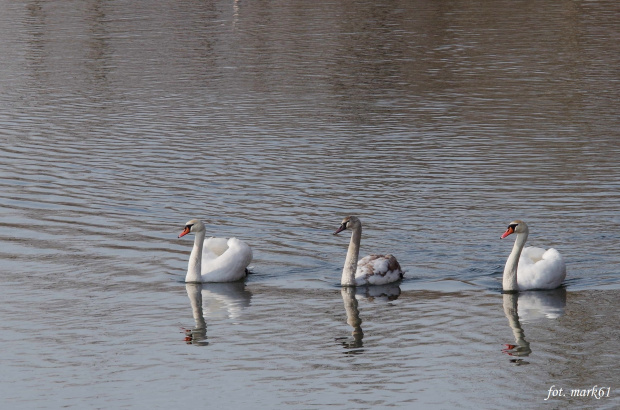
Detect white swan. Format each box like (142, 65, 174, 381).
(333, 216, 404, 286)
(178, 219, 253, 283)
(501, 220, 566, 291)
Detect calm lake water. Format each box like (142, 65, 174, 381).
(0, 0, 618, 408)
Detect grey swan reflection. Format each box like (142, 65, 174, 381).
(501, 288, 567, 362)
(184, 283, 207, 345)
(183, 282, 252, 346)
(337, 283, 401, 352)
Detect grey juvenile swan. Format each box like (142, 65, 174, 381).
(333, 216, 404, 286)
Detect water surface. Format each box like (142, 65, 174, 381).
(0, 0, 618, 408)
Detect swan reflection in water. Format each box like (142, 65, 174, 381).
(183, 282, 252, 346)
(501, 288, 566, 364)
(337, 283, 401, 353)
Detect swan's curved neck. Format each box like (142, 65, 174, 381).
(186, 231, 205, 283)
(503, 231, 528, 292)
(342, 225, 361, 286)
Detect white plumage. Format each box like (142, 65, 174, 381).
(515, 247, 566, 290)
(501, 220, 566, 291)
(179, 219, 253, 283)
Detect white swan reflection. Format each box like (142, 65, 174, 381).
(501, 288, 566, 362)
(183, 282, 252, 346)
(337, 283, 401, 352)
(514, 288, 566, 321)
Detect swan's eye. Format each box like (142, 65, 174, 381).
(186, 224, 194, 229)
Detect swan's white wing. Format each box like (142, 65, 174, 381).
(518, 247, 566, 290)
(521, 246, 546, 263)
(202, 237, 230, 260)
(201, 237, 253, 282)
(355, 254, 403, 286)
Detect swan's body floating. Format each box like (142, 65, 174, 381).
(179, 219, 252, 283)
(501, 220, 566, 292)
(333, 216, 404, 286)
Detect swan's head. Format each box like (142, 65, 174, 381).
(501, 220, 528, 239)
(333, 215, 361, 235)
(178, 219, 205, 238)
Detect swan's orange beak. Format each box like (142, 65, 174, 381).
(178, 226, 191, 238)
(333, 224, 347, 235)
(501, 226, 514, 239)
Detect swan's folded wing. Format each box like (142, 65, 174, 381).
(521, 246, 546, 263)
(539, 248, 566, 287)
(518, 248, 566, 290)
(202, 237, 231, 260)
(355, 254, 403, 286)
(200, 237, 253, 282)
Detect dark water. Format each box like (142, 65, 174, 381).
(0, 1, 618, 408)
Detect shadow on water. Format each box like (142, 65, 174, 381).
(183, 282, 253, 346)
(501, 288, 567, 365)
(336, 283, 401, 354)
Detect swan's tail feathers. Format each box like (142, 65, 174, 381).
(385, 254, 405, 279)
